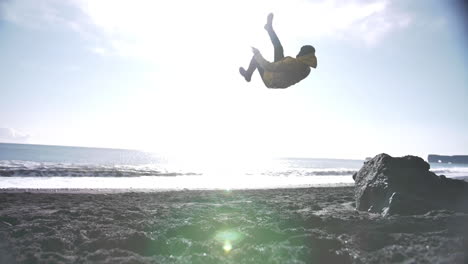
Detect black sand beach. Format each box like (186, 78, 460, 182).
(1, 187, 467, 263)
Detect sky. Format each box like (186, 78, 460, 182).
(0, 0, 467, 160)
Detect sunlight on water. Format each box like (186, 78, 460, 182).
(165, 152, 278, 177)
(0, 145, 367, 189)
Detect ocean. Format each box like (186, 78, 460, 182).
(0, 143, 467, 190)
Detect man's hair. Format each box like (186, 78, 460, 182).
(297, 45, 315, 57)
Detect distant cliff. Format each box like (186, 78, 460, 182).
(428, 155, 468, 164)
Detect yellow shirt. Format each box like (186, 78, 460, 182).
(254, 53, 317, 89)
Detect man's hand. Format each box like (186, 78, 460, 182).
(251, 47, 260, 55)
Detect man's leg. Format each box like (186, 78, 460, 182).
(239, 56, 264, 82)
(264, 13, 284, 62)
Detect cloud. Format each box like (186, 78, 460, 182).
(70, 0, 412, 57)
(1, 0, 414, 63)
(0, 128, 30, 143)
(276, 0, 413, 46)
(0, 0, 78, 28)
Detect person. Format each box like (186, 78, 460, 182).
(239, 13, 317, 89)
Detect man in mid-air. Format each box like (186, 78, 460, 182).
(239, 13, 317, 89)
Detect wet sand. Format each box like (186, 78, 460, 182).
(0, 187, 467, 263)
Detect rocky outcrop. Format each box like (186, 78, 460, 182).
(428, 154, 468, 164)
(353, 154, 468, 216)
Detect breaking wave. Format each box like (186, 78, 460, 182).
(0, 160, 199, 177)
(1, 160, 467, 179)
(0, 160, 360, 178)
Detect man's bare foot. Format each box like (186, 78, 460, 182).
(264, 13, 273, 31)
(239, 67, 251, 82)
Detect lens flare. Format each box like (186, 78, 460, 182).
(223, 241, 232, 253)
(215, 230, 243, 254)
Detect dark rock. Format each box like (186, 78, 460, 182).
(354, 153, 468, 216)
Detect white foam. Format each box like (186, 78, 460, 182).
(0, 175, 355, 190)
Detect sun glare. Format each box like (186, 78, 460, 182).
(215, 230, 243, 254)
(223, 241, 233, 253)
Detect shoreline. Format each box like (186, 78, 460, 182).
(1, 174, 466, 194)
(0, 184, 355, 194)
